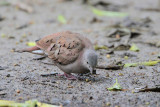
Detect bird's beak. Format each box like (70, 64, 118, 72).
(89, 67, 93, 73)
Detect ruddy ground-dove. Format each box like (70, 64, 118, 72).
(17, 31, 98, 80)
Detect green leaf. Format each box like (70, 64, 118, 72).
(0, 100, 37, 107)
(124, 60, 160, 68)
(91, 7, 128, 17)
(107, 79, 122, 91)
(57, 15, 67, 24)
(0, 100, 59, 107)
(26, 42, 36, 46)
(1, 33, 6, 38)
(141, 60, 160, 66)
(94, 45, 108, 50)
(129, 44, 140, 52)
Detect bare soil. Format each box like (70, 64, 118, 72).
(0, 0, 160, 107)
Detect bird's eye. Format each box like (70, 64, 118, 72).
(87, 62, 88, 64)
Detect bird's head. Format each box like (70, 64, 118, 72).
(82, 49, 98, 73)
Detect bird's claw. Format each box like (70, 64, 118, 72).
(58, 73, 78, 80)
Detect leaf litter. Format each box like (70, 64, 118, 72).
(107, 79, 122, 91)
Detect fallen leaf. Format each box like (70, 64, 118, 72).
(124, 56, 128, 59)
(106, 28, 130, 38)
(26, 42, 36, 46)
(37, 101, 60, 107)
(119, 73, 123, 76)
(107, 79, 122, 91)
(133, 85, 160, 92)
(140, 8, 160, 12)
(129, 44, 139, 52)
(91, 7, 128, 17)
(15, 2, 33, 13)
(0, 100, 60, 107)
(96, 65, 123, 70)
(1, 33, 6, 38)
(94, 45, 108, 50)
(16, 23, 29, 30)
(57, 15, 67, 24)
(124, 60, 160, 67)
(114, 44, 130, 51)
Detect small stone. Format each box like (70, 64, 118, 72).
(19, 39, 23, 43)
(16, 90, 20, 93)
(116, 34, 120, 39)
(10, 49, 15, 52)
(139, 65, 145, 69)
(106, 54, 110, 58)
(85, 79, 89, 82)
(14, 64, 19, 66)
(16, 42, 19, 45)
(6, 74, 10, 77)
(106, 73, 109, 77)
(51, 79, 56, 83)
(67, 85, 73, 88)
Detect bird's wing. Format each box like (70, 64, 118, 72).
(36, 31, 85, 65)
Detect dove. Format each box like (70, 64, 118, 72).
(17, 31, 98, 80)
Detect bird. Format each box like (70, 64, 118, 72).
(16, 31, 98, 80)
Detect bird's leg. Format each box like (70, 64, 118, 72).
(58, 73, 77, 80)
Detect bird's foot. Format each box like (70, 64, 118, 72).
(58, 73, 77, 80)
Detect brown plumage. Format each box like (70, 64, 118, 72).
(36, 31, 88, 65)
(16, 31, 97, 80)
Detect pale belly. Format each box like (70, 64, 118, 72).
(56, 61, 90, 74)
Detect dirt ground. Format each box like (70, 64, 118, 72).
(0, 0, 160, 107)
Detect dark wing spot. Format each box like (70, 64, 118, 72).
(46, 40, 49, 43)
(67, 43, 71, 49)
(50, 44, 55, 51)
(50, 39, 53, 42)
(58, 49, 60, 54)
